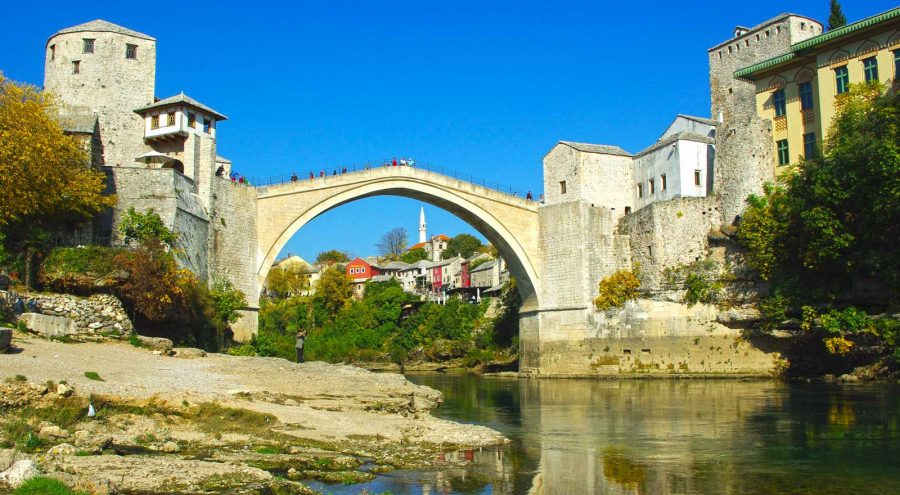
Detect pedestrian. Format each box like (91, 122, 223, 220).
(342, 167, 347, 174)
(295, 329, 307, 363)
(291, 172, 298, 182)
(392, 158, 397, 167)
(309, 171, 314, 180)
(239, 176, 245, 184)
(400, 158, 407, 166)
(230, 173, 236, 183)
(332, 170, 337, 176)
(526, 191, 533, 200)
(320, 170, 325, 178)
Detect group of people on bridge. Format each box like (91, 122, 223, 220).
(289, 157, 417, 183)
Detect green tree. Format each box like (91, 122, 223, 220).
(0, 75, 116, 287)
(316, 249, 350, 265)
(265, 262, 310, 298)
(443, 233, 483, 259)
(739, 84, 900, 295)
(401, 247, 428, 263)
(119, 207, 178, 247)
(375, 227, 408, 260)
(313, 265, 352, 316)
(827, 0, 847, 30)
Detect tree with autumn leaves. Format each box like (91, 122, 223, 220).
(0, 74, 115, 286)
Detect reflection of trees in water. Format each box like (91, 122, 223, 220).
(410, 375, 900, 495)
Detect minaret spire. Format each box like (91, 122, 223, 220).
(419, 207, 427, 244)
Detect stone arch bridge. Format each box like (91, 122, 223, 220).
(253, 166, 541, 310)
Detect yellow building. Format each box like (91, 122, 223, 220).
(735, 7, 900, 173)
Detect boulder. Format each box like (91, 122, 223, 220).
(17, 313, 77, 338)
(173, 347, 206, 359)
(137, 336, 173, 354)
(0, 459, 40, 487)
(39, 425, 70, 439)
(0, 327, 12, 353)
(57, 383, 73, 397)
(162, 441, 180, 453)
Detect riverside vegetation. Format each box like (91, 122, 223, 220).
(240, 268, 522, 370)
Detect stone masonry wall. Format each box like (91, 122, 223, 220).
(2, 291, 132, 336)
(708, 15, 821, 224)
(209, 177, 259, 341)
(620, 197, 720, 291)
(44, 29, 156, 168)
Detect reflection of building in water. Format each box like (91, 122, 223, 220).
(423, 445, 514, 494)
(518, 379, 795, 495)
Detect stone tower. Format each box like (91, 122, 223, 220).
(707, 15, 822, 223)
(418, 207, 427, 244)
(44, 20, 156, 168)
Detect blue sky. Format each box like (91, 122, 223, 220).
(2, 1, 894, 262)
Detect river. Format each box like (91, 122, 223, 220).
(305, 374, 900, 495)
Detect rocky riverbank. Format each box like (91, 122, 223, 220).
(0, 333, 505, 494)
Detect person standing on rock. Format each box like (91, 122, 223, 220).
(295, 329, 307, 363)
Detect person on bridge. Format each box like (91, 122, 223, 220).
(392, 158, 397, 167)
(526, 191, 533, 200)
(291, 173, 298, 182)
(342, 167, 347, 174)
(319, 170, 325, 178)
(399, 158, 407, 166)
(309, 171, 314, 180)
(295, 329, 307, 363)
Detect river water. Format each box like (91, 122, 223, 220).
(306, 374, 900, 495)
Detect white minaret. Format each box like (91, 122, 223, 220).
(418, 207, 427, 244)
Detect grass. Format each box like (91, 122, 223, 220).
(128, 333, 144, 347)
(83, 371, 104, 381)
(8, 374, 27, 383)
(134, 433, 159, 446)
(254, 446, 280, 455)
(13, 476, 89, 495)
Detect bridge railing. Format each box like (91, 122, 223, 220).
(245, 159, 538, 200)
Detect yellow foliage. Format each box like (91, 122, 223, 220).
(824, 336, 854, 356)
(0, 74, 114, 227)
(594, 269, 641, 311)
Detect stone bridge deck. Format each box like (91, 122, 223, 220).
(254, 165, 542, 309)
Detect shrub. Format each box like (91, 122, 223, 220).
(119, 207, 178, 248)
(40, 246, 127, 292)
(13, 477, 88, 495)
(594, 269, 641, 310)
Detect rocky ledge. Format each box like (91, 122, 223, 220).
(0, 336, 505, 493)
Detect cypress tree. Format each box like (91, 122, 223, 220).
(827, 0, 847, 30)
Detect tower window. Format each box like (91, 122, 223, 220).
(799, 82, 814, 110)
(151, 115, 159, 129)
(834, 66, 849, 94)
(773, 89, 786, 117)
(649, 178, 655, 194)
(126, 44, 138, 59)
(661, 174, 667, 191)
(863, 57, 879, 83)
(72, 60, 80, 74)
(203, 118, 212, 133)
(167, 112, 176, 126)
(637, 183, 643, 198)
(777, 139, 790, 166)
(559, 180, 566, 194)
(694, 170, 701, 186)
(83, 38, 94, 53)
(49, 44, 55, 61)
(187, 112, 196, 128)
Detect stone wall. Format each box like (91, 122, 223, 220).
(708, 14, 821, 224)
(1, 291, 132, 336)
(620, 197, 720, 291)
(209, 177, 259, 341)
(102, 167, 211, 280)
(44, 27, 156, 168)
(525, 299, 782, 377)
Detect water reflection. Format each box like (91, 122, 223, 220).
(306, 375, 898, 494)
(405, 375, 899, 495)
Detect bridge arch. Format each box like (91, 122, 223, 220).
(255, 169, 540, 310)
